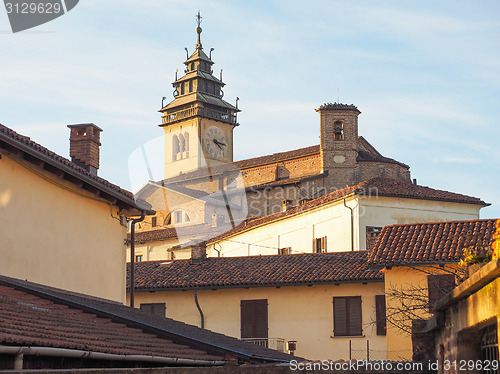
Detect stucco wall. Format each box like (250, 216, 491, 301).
(0, 155, 127, 302)
(128, 282, 386, 361)
(360, 196, 481, 250)
(384, 264, 459, 361)
(208, 197, 357, 257)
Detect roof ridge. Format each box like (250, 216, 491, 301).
(0, 123, 141, 206)
(380, 218, 498, 229)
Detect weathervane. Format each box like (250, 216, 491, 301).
(196, 11, 202, 28)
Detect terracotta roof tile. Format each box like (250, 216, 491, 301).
(0, 275, 293, 363)
(208, 177, 487, 244)
(0, 285, 222, 362)
(368, 219, 498, 266)
(128, 251, 382, 290)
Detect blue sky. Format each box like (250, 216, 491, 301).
(1, 0, 499, 218)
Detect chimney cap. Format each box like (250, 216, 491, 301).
(67, 123, 103, 131)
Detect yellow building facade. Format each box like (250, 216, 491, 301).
(0, 123, 149, 302)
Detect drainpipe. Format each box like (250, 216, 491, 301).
(130, 211, 146, 308)
(194, 289, 205, 329)
(343, 198, 354, 251)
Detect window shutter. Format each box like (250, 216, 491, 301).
(333, 298, 347, 336)
(241, 299, 268, 339)
(323, 236, 327, 252)
(140, 303, 166, 317)
(313, 238, 317, 252)
(375, 295, 386, 335)
(349, 297, 362, 336)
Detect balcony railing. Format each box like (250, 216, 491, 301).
(241, 338, 290, 353)
(162, 107, 237, 125)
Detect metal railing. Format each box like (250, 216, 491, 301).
(162, 107, 237, 125)
(241, 338, 289, 353)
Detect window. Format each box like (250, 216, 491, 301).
(366, 226, 383, 250)
(333, 121, 344, 141)
(375, 295, 386, 336)
(278, 247, 291, 255)
(190, 62, 194, 71)
(282, 199, 292, 212)
(428, 274, 455, 312)
(151, 217, 157, 227)
(172, 135, 180, 161)
(314, 236, 327, 253)
(135, 255, 143, 262)
(189, 80, 193, 92)
(175, 211, 183, 223)
(180, 82, 185, 95)
(140, 303, 166, 317)
(333, 296, 362, 336)
(241, 299, 268, 339)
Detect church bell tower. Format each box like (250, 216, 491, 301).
(159, 12, 240, 179)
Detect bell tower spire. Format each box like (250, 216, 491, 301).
(158, 13, 241, 179)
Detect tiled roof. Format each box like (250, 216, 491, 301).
(0, 275, 293, 363)
(208, 177, 487, 244)
(129, 223, 237, 244)
(128, 251, 383, 291)
(0, 285, 222, 364)
(235, 145, 320, 169)
(0, 124, 151, 214)
(368, 219, 498, 266)
(161, 142, 406, 185)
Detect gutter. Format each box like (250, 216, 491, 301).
(0, 345, 225, 369)
(132, 277, 385, 293)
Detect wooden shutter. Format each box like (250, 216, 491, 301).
(323, 236, 327, 252)
(375, 295, 386, 335)
(241, 299, 268, 339)
(349, 297, 362, 336)
(140, 303, 166, 317)
(333, 298, 347, 336)
(333, 297, 362, 336)
(428, 274, 455, 311)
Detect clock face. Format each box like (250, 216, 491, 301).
(203, 126, 227, 160)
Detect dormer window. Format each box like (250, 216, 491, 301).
(334, 121, 344, 141)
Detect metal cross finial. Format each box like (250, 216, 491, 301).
(196, 11, 202, 27)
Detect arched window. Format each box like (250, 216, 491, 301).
(164, 210, 191, 225)
(184, 132, 189, 153)
(179, 134, 186, 153)
(334, 121, 344, 141)
(172, 135, 180, 161)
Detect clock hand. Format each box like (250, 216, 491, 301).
(212, 139, 223, 149)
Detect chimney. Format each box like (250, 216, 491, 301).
(191, 242, 207, 264)
(282, 199, 292, 212)
(67, 123, 103, 176)
(211, 214, 225, 228)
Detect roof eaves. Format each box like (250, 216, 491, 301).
(0, 131, 153, 215)
(133, 277, 384, 292)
